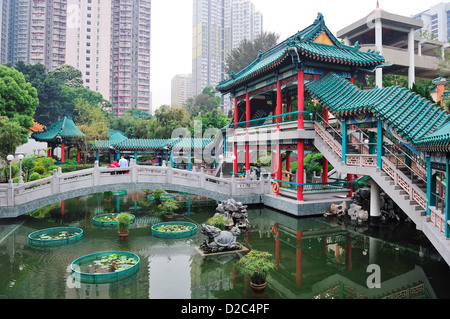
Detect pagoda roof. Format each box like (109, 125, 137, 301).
(29, 119, 45, 133)
(90, 136, 215, 151)
(216, 13, 385, 94)
(31, 114, 86, 142)
(305, 72, 450, 148)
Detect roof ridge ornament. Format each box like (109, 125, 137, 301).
(315, 12, 325, 25)
(354, 41, 361, 51)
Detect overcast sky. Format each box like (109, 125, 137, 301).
(150, 0, 444, 111)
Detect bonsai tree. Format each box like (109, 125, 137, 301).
(236, 250, 275, 287)
(207, 214, 233, 230)
(117, 213, 133, 237)
(158, 199, 179, 219)
(151, 189, 165, 204)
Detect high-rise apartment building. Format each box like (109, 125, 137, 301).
(111, 0, 152, 116)
(192, 0, 262, 112)
(30, 0, 67, 70)
(66, 0, 113, 102)
(171, 74, 192, 107)
(8, 0, 32, 65)
(413, 2, 450, 42)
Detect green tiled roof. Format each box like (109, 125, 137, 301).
(90, 136, 215, 151)
(306, 72, 450, 147)
(216, 13, 384, 93)
(414, 122, 450, 152)
(31, 114, 86, 142)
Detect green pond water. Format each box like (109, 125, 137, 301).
(1, 190, 450, 299)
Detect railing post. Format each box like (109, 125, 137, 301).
(200, 167, 205, 189)
(167, 166, 173, 184)
(7, 181, 13, 207)
(52, 169, 60, 194)
(130, 158, 138, 183)
(93, 161, 100, 186)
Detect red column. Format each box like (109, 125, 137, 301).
(297, 69, 305, 201)
(47, 148, 51, 158)
(350, 77, 354, 84)
(77, 149, 81, 163)
(61, 142, 65, 164)
(347, 174, 354, 197)
(245, 89, 250, 172)
(296, 230, 303, 287)
(286, 151, 291, 171)
(323, 158, 329, 183)
(276, 75, 282, 123)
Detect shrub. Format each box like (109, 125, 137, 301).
(29, 172, 41, 181)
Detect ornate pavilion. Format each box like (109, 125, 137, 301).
(216, 13, 387, 201)
(31, 114, 86, 164)
(216, 11, 450, 238)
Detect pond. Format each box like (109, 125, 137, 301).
(1, 190, 450, 299)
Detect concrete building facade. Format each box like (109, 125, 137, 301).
(30, 0, 67, 70)
(192, 0, 262, 113)
(337, 4, 448, 89)
(66, 0, 113, 102)
(413, 2, 450, 43)
(171, 74, 192, 107)
(110, 0, 152, 116)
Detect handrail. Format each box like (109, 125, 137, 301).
(382, 144, 426, 184)
(232, 110, 315, 128)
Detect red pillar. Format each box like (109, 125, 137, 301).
(286, 151, 291, 171)
(347, 174, 354, 197)
(61, 142, 65, 164)
(77, 149, 81, 163)
(297, 69, 305, 201)
(47, 148, 51, 157)
(276, 75, 282, 123)
(350, 77, 354, 84)
(296, 230, 303, 287)
(61, 200, 65, 217)
(245, 89, 250, 172)
(322, 158, 329, 183)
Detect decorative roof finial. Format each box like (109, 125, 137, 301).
(315, 12, 325, 25)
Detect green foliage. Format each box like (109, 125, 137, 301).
(47, 64, 83, 88)
(0, 65, 38, 142)
(207, 214, 233, 230)
(236, 250, 275, 284)
(158, 199, 179, 216)
(29, 172, 42, 182)
(225, 31, 280, 75)
(0, 117, 26, 161)
(152, 189, 165, 200)
(117, 213, 133, 232)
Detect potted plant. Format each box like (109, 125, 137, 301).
(158, 199, 179, 221)
(151, 189, 165, 204)
(117, 213, 133, 238)
(236, 250, 275, 292)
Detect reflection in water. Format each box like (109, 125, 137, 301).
(0, 190, 449, 299)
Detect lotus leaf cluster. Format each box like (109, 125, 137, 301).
(154, 224, 195, 233)
(37, 230, 80, 241)
(88, 253, 138, 273)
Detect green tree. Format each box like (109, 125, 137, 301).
(193, 109, 230, 135)
(147, 105, 192, 139)
(47, 64, 84, 88)
(225, 31, 279, 75)
(0, 64, 38, 143)
(73, 98, 109, 163)
(184, 85, 222, 116)
(0, 117, 25, 161)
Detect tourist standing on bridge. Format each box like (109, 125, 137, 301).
(118, 156, 129, 174)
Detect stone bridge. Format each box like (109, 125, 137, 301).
(0, 159, 271, 218)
